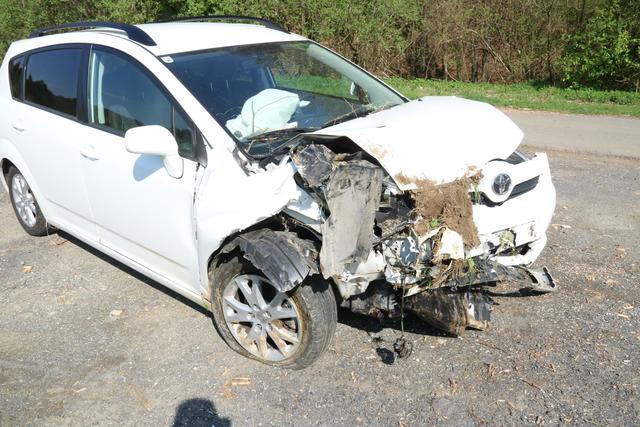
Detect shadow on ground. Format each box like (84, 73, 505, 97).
(56, 230, 210, 316)
(172, 398, 231, 427)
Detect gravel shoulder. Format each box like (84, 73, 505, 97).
(1, 149, 639, 426)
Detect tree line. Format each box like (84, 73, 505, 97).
(1, 0, 638, 91)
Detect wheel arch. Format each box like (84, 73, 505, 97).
(206, 218, 322, 302)
(0, 142, 51, 219)
(1, 157, 15, 192)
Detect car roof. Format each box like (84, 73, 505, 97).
(11, 22, 307, 57)
(137, 22, 307, 55)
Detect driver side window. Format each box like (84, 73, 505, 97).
(87, 48, 195, 158)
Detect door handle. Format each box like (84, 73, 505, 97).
(80, 144, 100, 161)
(11, 121, 25, 132)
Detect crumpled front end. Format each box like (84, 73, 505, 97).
(217, 97, 558, 337)
(287, 137, 557, 336)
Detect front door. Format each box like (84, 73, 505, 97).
(79, 46, 201, 291)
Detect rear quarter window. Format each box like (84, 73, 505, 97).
(25, 48, 82, 117)
(9, 56, 25, 99)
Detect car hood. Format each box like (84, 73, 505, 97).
(317, 96, 524, 190)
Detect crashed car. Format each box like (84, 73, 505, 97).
(0, 17, 556, 369)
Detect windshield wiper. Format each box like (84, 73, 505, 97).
(245, 127, 317, 142)
(321, 105, 377, 128)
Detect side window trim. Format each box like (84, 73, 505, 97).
(8, 55, 25, 100)
(86, 45, 199, 162)
(18, 43, 89, 121)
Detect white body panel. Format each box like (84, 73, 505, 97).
(78, 124, 201, 291)
(321, 96, 524, 188)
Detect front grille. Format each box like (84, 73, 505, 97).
(472, 175, 540, 207)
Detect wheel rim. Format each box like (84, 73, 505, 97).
(11, 174, 37, 228)
(222, 274, 303, 362)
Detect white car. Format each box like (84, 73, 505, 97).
(0, 17, 556, 369)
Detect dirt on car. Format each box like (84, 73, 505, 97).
(411, 177, 480, 248)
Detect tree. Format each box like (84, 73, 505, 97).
(561, 0, 640, 91)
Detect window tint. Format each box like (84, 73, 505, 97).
(25, 49, 81, 116)
(9, 56, 24, 99)
(88, 49, 194, 158)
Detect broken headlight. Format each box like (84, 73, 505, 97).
(505, 150, 529, 165)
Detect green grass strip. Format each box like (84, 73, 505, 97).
(385, 78, 640, 118)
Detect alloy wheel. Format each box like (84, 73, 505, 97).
(11, 173, 37, 228)
(222, 274, 303, 362)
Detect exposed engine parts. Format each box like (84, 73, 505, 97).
(226, 139, 557, 338)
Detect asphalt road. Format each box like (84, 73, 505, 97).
(1, 111, 639, 426)
(505, 109, 640, 159)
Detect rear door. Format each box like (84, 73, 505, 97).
(11, 45, 97, 240)
(78, 46, 201, 291)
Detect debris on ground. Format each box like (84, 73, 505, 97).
(405, 289, 492, 336)
(393, 337, 413, 359)
(128, 384, 153, 411)
(221, 377, 251, 398)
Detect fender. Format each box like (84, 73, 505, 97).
(216, 229, 319, 293)
(0, 139, 52, 219)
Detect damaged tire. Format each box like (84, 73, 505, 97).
(209, 256, 337, 369)
(7, 167, 48, 236)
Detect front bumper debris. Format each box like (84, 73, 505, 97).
(404, 263, 557, 336)
(405, 289, 492, 336)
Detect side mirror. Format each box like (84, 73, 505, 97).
(125, 125, 183, 179)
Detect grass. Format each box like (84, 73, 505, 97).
(384, 78, 640, 118)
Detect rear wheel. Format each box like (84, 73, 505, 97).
(7, 167, 48, 236)
(209, 256, 337, 369)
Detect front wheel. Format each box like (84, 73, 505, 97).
(209, 257, 337, 369)
(7, 167, 48, 236)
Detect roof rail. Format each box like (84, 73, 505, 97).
(28, 21, 157, 46)
(156, 15, 288, 33)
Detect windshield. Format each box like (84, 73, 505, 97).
(166, 41, 405, 156)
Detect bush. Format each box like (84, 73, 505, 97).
(561, 0, 640, 91)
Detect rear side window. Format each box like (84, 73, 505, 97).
(25, 49, 82, 117)
(9, 56, 24, 99)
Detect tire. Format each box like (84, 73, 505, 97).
(6, 167, 48, 236)
(209, 256, 337, 369)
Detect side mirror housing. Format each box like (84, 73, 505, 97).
(125, 125, 183, 179)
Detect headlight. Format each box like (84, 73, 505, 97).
(506, 150, 529, 164)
